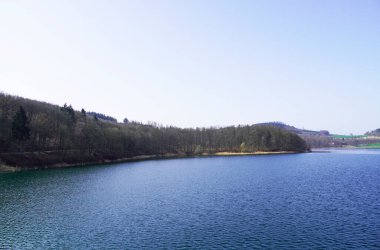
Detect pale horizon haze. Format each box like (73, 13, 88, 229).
(1, 0, 379, 134)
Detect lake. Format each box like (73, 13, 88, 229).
(1, 149, 379, 249)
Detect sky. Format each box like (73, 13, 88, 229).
(0, 0, 379, 134)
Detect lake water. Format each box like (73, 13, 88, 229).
(1, 150, 379, 249)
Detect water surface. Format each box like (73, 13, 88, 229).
(1, 150, 379, 249)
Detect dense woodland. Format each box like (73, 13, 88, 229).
(0, 92, 308, 168)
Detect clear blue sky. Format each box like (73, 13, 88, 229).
(0, 0, 379, 134)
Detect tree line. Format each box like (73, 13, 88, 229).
(0, 92, 308, 167)
(365, 129, 380, 136)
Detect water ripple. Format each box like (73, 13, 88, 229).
(1, 151, 380, 249)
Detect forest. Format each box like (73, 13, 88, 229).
(366, 128, 380, 136)
(0, 92, 308, 168)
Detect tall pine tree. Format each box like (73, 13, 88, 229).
(12, 106, 30, 141)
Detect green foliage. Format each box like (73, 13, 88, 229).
(240, 142, 247, 152)
(11, 106, 30, 141)
(194, 145, 202, 155)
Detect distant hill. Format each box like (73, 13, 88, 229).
(257, 122, 380, 148)
(366, 128, 380, 136)
(254, 122, 330, 136)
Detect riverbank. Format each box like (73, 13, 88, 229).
(0, 163, 20, 173)
(213, 151, 298, 156)
(314, 145, 380, 150)
(0, 150, 303, 173)
(355, 143, 380, 149)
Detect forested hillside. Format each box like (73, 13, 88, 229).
(366, 129, 380, 136)
(0, 92, 308, 168)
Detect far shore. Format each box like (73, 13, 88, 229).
(0, 150, 303, 173)
(213, 151, 298, 156)
(311, 146, 380, 150)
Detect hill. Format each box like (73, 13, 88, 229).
(259, 122, 380, 148)
(254, 122, 334, 147)
(365, 128, 380, 136)
(255, 122, 330, 136)
(0, 92, 308, 170)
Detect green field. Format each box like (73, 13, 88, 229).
(357, 143, 380, 148)
(332, 134, 365, 139)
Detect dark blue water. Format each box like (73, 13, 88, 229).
(1, 150, 380, 249)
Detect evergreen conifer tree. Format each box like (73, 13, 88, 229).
(12, 106, 30, 141)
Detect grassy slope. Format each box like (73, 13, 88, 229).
(357, 143, 380, 148)
(332, 134, 365, 139)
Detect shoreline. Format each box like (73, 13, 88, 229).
(311, 146, 380, 150)
(213, 151, 298, 156)
(0, 151, 303, 173)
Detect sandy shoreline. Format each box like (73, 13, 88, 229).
(213, 151, 297, 156)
